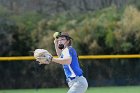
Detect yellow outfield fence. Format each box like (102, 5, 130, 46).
(0, 54, 140, 61)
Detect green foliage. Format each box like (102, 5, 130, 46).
(105, 30, 116, 48)
(120, 42, 133, 52)
(10, 11, 43, 31)
(0, 5, 12, 17)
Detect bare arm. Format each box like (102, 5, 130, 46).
(54, 39, 62, 57)
(52, 57, 72, 65)
(38, 56, 72, 65)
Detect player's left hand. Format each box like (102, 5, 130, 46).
(34, 49, 53, 64)
(38, 60, 50, 65)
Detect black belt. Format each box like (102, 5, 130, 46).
(68, 74, 83, 80)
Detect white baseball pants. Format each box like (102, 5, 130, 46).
(67, 76, 88, 93)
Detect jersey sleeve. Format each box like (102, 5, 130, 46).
(62, 48, 71, 58)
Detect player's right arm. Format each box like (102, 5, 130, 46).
(54, 39, 62, 57)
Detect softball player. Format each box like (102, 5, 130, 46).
(52, 32, 88, 93)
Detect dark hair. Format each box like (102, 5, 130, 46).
(65, 36, 72, 46)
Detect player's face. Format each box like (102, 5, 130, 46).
(57, 37, 67, 45)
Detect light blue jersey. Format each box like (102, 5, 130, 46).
(60, 46, 83, 78)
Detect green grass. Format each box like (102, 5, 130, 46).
(0, 86, 140, 93)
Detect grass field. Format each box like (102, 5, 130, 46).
(0, 86, 140, 93)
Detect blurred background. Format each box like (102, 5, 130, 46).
(0, 0, 140, 92)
